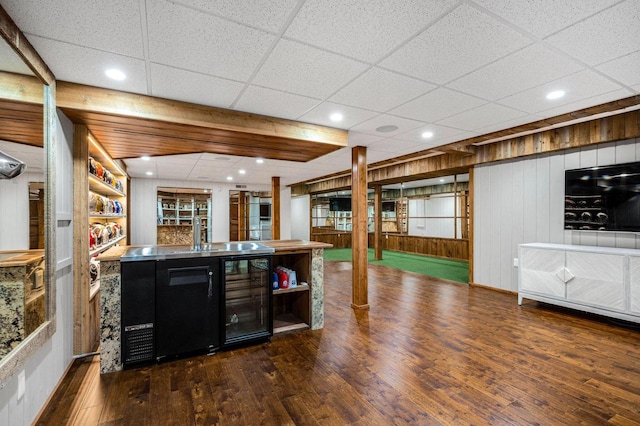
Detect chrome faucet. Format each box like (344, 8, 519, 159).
(193, 209, 202, 251)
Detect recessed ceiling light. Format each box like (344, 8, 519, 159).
(203, 189, 208, 193)
(376, 125, 398, 133)
(226, 176, 233, 181)
(141, 155, 150, 161)
(421, 131, 434, 139)
(146, 171, 153, 176)
(439, 179, 445, 182)
(239, 169, 246, 174)
(330, 113, 343, 122)
(105, 68, 126, 81)
(256, 158, 264, 164)
(546, 90, 565, 100)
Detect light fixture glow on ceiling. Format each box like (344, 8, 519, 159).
(141, 155, 150, 161)
(330, 113, 343, 122)
(226, 176, 233, 181)
(105, 68, 126, 81)
(546, 90, 565, 100)
(239, 169, 246, 175)
(421, 131, 434, 139)
(376, 125, 398, 133)
(146, 171, 153, 176)
(256, 158, 264, 164)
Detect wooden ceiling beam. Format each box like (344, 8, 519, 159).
(56, 81, 348, 162)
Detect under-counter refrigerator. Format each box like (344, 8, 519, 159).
(221, 256, 272, 347)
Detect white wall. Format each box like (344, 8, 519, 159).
(279, 186, 292, 240)
(130, 179, 274, 245)
(0, 171, 44, 250)
(291, 195, 310, 240)
(474, 137, 640, 292)
(0, 110, 75, 424)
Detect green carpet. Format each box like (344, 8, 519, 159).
(323, 248, 469, 284)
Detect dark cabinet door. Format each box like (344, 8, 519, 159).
(155, 258, 219, 360)
(122, 260, 156, 367)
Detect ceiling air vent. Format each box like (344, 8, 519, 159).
(235, 184, 247, 189)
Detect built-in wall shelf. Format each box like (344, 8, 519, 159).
(89, 234, 127, 257)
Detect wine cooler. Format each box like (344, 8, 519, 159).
(221, 255, 272, 347)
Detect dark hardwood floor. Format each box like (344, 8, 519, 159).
(37, 261, 640, 425)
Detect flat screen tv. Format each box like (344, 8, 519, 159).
(329, 198, 351, 212)
(259, 203, 271, 219)
(565, 161, 640, 232)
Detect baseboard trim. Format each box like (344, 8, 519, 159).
(469, 282, 517, 296)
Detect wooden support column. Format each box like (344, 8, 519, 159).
(238, 191, 248, 240)
(272, 176, 280, 240)
(351, 146, 369, 310)
(73, 124, 90, 354)
(468, 167, 475, 285)
(374, 185, 383, 261)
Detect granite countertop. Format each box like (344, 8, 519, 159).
(0, 250, 45, 267)
(98, 239, 332, 262)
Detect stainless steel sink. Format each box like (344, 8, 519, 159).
(120, 242, 274, 262)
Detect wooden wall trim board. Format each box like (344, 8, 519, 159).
(351, 146, 369, 310)
(469, 282, 516, 296)
(272, 177, 280, 240)
(72, 124, 90, 355)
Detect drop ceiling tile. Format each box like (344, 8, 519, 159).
(154, 154, 202, 165)
(329, 68, 436, 112)
(172, 0, 298, 32)
(596, 51, 640, 88)
(366, 149, 398, 164)
(350, 114, 425, 137)
(234, 86, 320, 120)
(380, 3, 532, 84)
(473, 114, 541, 136)
(150, 64, 244, 109)
(538, 88, 634, 118)
(473, 0, 619, 38)
(347, 132, 385, 147)
(448, 44, 584, 101)
(389, 88, 487, 122)
(27, 36, 148, 94)
(0, 43, 33, 75)
(253, 39, 368, 99)
(394, 124, 467, 144)
(436, 103, 526, 132)
(147, 0, 275, 81)
(284, 0, 458, 63)
(2, 0, 144, 57)
(499, 70, 628, 114)
(546, 1, 640, 66)
(298, 102, 378, 129)
(366, 138, 423, 154)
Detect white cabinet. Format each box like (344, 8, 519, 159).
(519, 243, 640, 323)
(630, 256, 640, 314)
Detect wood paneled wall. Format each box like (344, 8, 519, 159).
(311, 231, 469, 261)
(473, 137, 640, 293)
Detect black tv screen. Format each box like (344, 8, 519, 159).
(329, 198, 351, 211)
(382, 201, 395, 212)
(259, 203, 270, 219)
(565, 161, 640, 232)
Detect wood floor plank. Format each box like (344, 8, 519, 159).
(36, 261, 640, 425)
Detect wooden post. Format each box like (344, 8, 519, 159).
(238, 191, 247, 240)
(374, 185, 383, 261)
(73, 124, 90, 354)
(272, 176, 280, 240)
(351, 146, 369, 310)
(468, 167, 474, 285)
